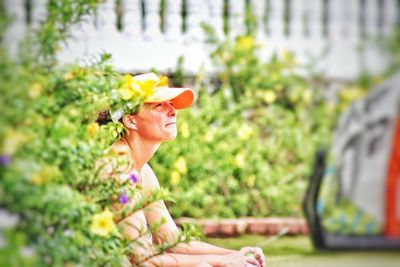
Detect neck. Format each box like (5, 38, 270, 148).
(122, 131, 160, 171)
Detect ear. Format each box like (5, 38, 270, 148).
(122, 114, 137, 130)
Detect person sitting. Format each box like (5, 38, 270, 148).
(97, 73, 266, 267)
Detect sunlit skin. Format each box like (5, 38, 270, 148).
(134, 101, 178, 142)
(109, 100, 266, 267)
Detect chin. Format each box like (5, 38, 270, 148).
(162, 136, 176, 142)
(162, 132, 177, 142)
(169, 133, 178, 140)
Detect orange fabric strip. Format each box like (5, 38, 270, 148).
(385, 117, 400, 237)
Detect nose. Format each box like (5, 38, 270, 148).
(166, 101, 176, 117)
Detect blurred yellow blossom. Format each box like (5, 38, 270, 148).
(237, 124, 253, 140)
(90, 210, 116, 237)
(170, 170, 181, 185)
(29, 82, 43, 99)
(204, 130, 215, 143)
(339, 85, 365, 102)
(236, 36, 254, 51)
(30, 173, 45, 185)
(282, 50, 296, 67)
(87, 122, 100, 138)
(2, 128, 28, 155)
(174, 156, 187, 174)
(289, 91, 299, 103)
(140, 79, 157, 101)
(119, 75, 141, 100)
(63, 72, 75, 81)
(325, 102, 336, 115)
(302, 90, 312, 105)
(180, 121, 190, 138)
(235, 150, 246, 168)
(158, 75, 169, 86)
(245, 174, 256, 188)
(119, 75, 156, 101)
(29, 165, 61, 185)
(263, 91, 277, 104)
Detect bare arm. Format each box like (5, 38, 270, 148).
(141, 164, 236, 256)
(140, 164, 266, 266)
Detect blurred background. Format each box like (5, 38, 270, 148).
(1, 0, 400, 266)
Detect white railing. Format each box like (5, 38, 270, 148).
(4, 0, 399, 81)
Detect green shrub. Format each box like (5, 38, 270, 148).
(0, 2, 199, 266)
(151, 33, 336, 218)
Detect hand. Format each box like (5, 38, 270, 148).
(239, 247, 266, 267)
(211, 252, 261, 267)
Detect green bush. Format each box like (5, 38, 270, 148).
(0, 1, 199, 266)
(151, 33, 336, 218)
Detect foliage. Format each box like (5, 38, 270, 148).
(0, 1, 199, 266)
(151, 32, 336, 218)
(385, 26, 400, 76)
(154, 21, 396, 219)
(36, 0, 101, 65)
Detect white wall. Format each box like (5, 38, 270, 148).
(4, 0, 399, 81)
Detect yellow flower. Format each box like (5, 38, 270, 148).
(29, 82, 43, 99)
(180, 121, 190, 138)
(236, 36, 254, 51)
(237, 124, 253, 140)
(119, 75, 157, 101)
(63, 72, 74, 81)
(325, 103, 336, 115)
(289, 91, 299, 103)
(339, 86, 365, 102)
(204, 128, 217, 142)
(158, 75, 169, 87)
(140, 79, 157, 101)
(204, 131, 214, 142)
(121, 74, 133, 87)
(282, 50, 296, 67)
(119, 75, 142, 100)
(87, 122, 100, 138)
(235, 150, 246, 168)
(302, 90, 312, 105)
(245, 174, 256, 188)
(263, 91, 277, 104)
(30, 173, 45, 185)
(174, 156, 187, 174)
(29, 165, 61, 185)
(2, 128, 28, 155)
(90, 210, 116, 237)
(170, 170, 181, 185)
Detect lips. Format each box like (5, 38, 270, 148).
(165, 122, 176, 127)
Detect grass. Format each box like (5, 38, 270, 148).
(205, 235, 400, 267)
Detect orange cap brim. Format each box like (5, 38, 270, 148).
(145, 87, 195, 109)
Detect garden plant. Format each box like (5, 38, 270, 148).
(0, 1, 200, 266)
(0, 0, 385, 266)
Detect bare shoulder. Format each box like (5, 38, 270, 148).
(140, 163, 160, 191)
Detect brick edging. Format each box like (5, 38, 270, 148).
(175, 217, 309, 237)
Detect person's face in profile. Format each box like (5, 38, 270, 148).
(134, 101, 178, 142)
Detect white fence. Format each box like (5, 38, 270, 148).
(4, 0, 399, 81)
